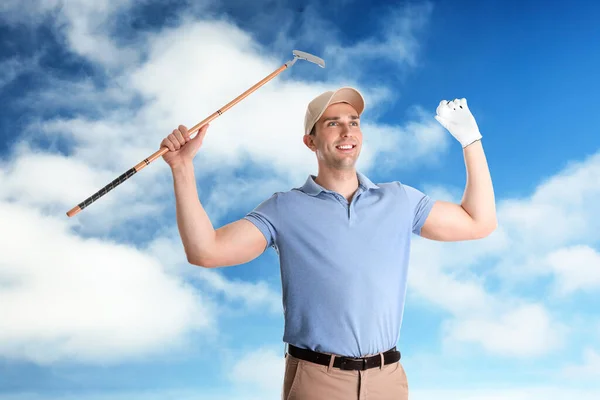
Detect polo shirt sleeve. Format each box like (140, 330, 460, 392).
(400, 183, 435, 236)
(243, 193, 280, 249)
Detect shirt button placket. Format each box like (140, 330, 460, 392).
(348, 198, 358, 224)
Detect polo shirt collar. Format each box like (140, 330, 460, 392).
(300, 171, 380, 197)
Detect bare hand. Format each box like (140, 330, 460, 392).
(161, 124, 209, 168)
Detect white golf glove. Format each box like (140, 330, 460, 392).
(435, 98, 482, 148)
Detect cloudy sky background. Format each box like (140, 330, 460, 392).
(1, 0, 599, 398)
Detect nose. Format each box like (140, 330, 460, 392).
(341, 127, 353, 137)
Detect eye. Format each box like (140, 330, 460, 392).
(327, 121, 338, 126)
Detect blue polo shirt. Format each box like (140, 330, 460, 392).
(244, 171, 435, 357)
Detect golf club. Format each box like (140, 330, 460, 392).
(66, 50, 325, 218)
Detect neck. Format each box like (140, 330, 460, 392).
(314, 167, 359, 201)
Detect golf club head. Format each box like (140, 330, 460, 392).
(292, 50, 325, 68)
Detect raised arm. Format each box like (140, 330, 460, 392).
(420, 98, 497, 241)
(421, 139, 497, 241)
(162, 124, 267, 268)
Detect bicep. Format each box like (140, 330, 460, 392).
(420, 200, 482, 241)
(200, 219, 268, 268)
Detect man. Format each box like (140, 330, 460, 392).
(160, 87, 497, 400)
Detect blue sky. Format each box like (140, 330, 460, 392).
(1, 0, 600, 399)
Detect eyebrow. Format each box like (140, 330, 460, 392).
(321, 115, 360, 123)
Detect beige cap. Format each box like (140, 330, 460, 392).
(304, 87, 365, 136)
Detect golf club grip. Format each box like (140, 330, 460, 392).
(66, 167, 138, 217)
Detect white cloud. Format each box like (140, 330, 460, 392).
(144, 233, 283, 316)
(0, 202, 215, 365)
(194, 269, 282, 315)
(0, 145, 165, 237)
(443, 304, 565, 358)
(0, 391, 273, 400)
(0, 146, 143, 209)
(324, 1, 433, 70)
(227, 346, 285, 394)
(202, 174, 288, 222)
(563, 347, 600, 379)
(406, 148, 600, 358)
(357, 109, 449, 173)
(411, 387, 600, 400)
(0, 0, 140, 67)
(0, 57, 30, 89)
(546, 245, 600, 296)
(408, 247, 494, 317)
(19, 77, 135, 116)
(60, 0, 140, 67)
(488, 153, 600, 290)
(0, 0, 60, 25)
(408, 239, 566, 357)
(498, 152, 600, 255)
(276, 1, 433, 85)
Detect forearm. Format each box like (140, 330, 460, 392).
(461, 140, 497, 232)
(171, 162, 216, 265)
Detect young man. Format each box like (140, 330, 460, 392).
(160, 87, 497, 400)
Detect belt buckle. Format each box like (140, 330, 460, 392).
(341, 356, 367, 371)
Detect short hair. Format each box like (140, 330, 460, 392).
(309, 125, 316, 136)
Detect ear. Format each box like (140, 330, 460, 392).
(303, 134, 317, 152)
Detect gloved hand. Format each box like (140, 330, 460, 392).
(435, 98, 482, 148)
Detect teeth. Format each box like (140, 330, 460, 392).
(337, 145, 353, 149)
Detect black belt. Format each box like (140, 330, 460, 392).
(287, 344, 401, 371)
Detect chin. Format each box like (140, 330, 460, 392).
(334, 161, 357, 169)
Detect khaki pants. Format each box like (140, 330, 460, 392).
(282, 351, 409, 400)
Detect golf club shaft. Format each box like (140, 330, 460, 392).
(66, 63, 289, 218)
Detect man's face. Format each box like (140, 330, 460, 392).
(305, 102, 362, 170)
